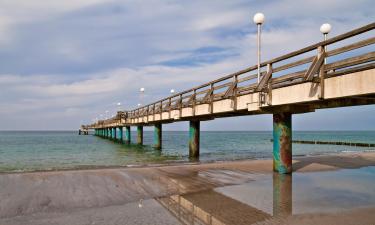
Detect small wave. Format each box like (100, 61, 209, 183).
(342, 149, 375, 153)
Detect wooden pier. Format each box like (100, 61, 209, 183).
(83, 22, 375, 174)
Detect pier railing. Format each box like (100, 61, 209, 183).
(125, 22, 375, 120)
(88, 22, 375, 127)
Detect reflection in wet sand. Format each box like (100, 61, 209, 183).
(157, 173, 291, 225)
(158, 168, 375, 225)
(273, 173, 292, 218)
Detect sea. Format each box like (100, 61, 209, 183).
(0, 131, 374, 173)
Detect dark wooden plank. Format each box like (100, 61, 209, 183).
(327, 37, 375, 57)
(326, 62, 375, 78)
(272, 56, 314, 73)
(256, 64, 273, 91)
(304, 49, 326, 81)
(325, 51, 375, 71)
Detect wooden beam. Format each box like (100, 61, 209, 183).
(256, 63, 273, 91)
(304, 47, 326, 81)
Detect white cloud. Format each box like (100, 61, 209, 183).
(0, 0, 373, 129)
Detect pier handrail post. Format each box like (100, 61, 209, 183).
(318, 45, 326, 99)
(209, 84, 214, 113)
(168, 97, 172, 119)
(179, 94, 183, 118)
(153, 104, 156, 121)
(159, 100, 162, 115)
(266, 63, 272, 105)
(192, 89, 196, 116)
(146, 105, 149, 122)
(233, 75, 238, 110)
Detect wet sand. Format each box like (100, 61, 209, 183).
(0, 152, 375, 225)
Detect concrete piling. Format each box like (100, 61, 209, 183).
(119, 127, 123, 143)
(273, 113, 292, 174)
(113, 127, 117, 140)
(137, 126, 143, 145)
(125, 126, 131, 144)
(189, 121, 200, 158)
(154, 124, 162, 150)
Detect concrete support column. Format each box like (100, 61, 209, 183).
(273, 173, 292, 217)
(137, 126, 143, 145)
(154, 124, 162, 150)
(189, 121, 200, 158)
(273, 113, 292, 174)
(125, 126, 131, 144)
(119, 127, 123, 143)
(108, 128, 111, 139)
(113, 127, 117, 140)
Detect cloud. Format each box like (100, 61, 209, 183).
(0, 0, 373, 130)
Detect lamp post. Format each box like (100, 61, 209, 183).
(253, 13, 265, 83)
(139, 87, 145, 107)
(170, 89, 175, 94)
(320, 23, 332, 64)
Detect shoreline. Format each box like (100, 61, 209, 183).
(1, 151, 375, 175)
(0, 152, 375, 224)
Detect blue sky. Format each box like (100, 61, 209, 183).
(0, 0, 373, 130)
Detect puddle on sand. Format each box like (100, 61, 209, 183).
(157, 166, 375, 225)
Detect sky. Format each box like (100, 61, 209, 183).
(0, 0, 373, 131)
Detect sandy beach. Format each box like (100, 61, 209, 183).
(1, 152, 375, 225)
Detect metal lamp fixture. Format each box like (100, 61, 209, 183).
(320, 23, 332, 64)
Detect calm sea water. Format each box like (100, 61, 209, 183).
(0, 131, 374, 172)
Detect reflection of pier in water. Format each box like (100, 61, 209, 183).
(157, 173, 292, 225)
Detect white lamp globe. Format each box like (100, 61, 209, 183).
(137, 103, 141, 107)
(170, 89, 175, 94)
(253, 13, 265, 25)
(320, 23, 332, 34)
(140, 87, 145, 92)
(117, 102, 121, 106)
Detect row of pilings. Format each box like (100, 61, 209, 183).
(93, 112, 293, 173)
(94, 121, 200, 159)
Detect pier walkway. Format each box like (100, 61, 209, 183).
(82, 23, 375, 174)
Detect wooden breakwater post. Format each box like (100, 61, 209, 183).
(270, 139, 375, 147)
